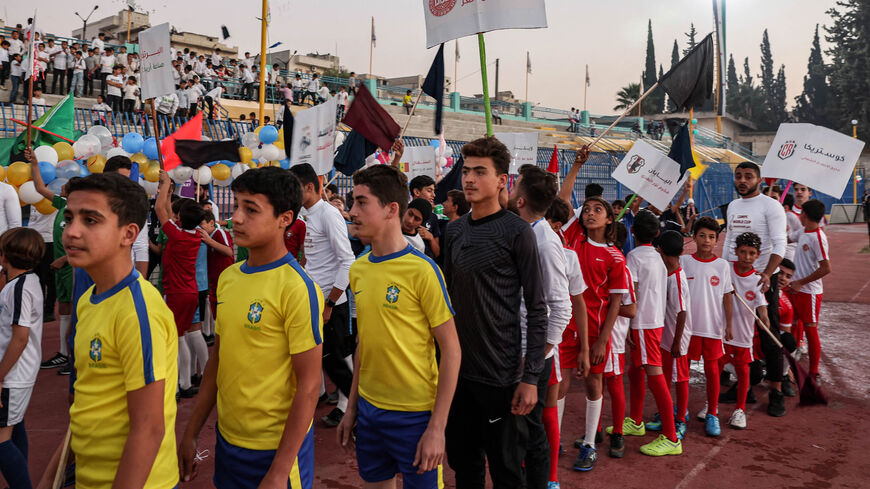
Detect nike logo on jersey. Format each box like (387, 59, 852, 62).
(595, 258, 604, 262)
(488, 418, 502, 424)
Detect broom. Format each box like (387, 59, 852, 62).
(732, 290, 827, 405)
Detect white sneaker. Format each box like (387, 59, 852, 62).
(696, 402, 708, 421)
(729, 409, 747, 430)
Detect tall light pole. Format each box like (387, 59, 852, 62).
(74, 5, 99, 41)
(852, 119, 859, 204)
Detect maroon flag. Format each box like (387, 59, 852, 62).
(342, 85, 400, 151)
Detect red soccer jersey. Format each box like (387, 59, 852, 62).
(779, 292, 794, 329)
(284, 218, 306, 260)
(162, 220, 201, 295)
(207, 227, 235, 285)
(562, 214, 586, 250)
(574, 236, 629, 334)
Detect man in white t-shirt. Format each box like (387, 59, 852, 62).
(99, 47, 116, 98)
(336, 86, 349, 120)
(104, 65, 125, 113)
(7, 31, 24, 57)
(91, 33, 105, 55)
(50, 41, 70, 94)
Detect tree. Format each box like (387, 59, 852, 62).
(824, 0, 870, 140)
(614, 82, 641, 111)
(643, 19, 664, 113)
(757, 29, 785, 130)
(731, 56, 766, 123)
(727, 54, 739, 98)
(794, 24, 830, 126)
(671, 40, 680, 68)
(774, 64, 788, 122)
(684, 23, 698, 56)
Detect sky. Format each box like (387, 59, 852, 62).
(5, 0, 840, 115)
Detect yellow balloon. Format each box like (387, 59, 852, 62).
(144, 161, 161, 182)
(211, 163, 231, 181)
(254, 126, 263, 135)
(130, 153, 148, 165)
(248, 162, 258, 169)
(0, 166, 6, 183)
(267, 160, 281, 167)
(87, 154, 107, 174)
(53, 142, 75, 161)
(7, 162, 32, 186)
(239, 147, 253, 163)
(35, 198, 57, 215)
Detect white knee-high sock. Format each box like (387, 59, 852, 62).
(203, 302, 214, 336)
(557, 398, 565, 432)
(178, 339, 192, 389)
(58, 315, 71, 356)
(185, 331, 209, 375)
(782, 353, 790, 376)
(584, 396, 603, 447)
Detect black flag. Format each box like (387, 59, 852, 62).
(175, 140, 241, 168)
(282, 103, 295, 160)
(667, 123, 696, 180)
(659, 33, 714, 111)
(422, 43, 445, 135)
(434, 155, 464, 204)
(334, 130, 378, 176)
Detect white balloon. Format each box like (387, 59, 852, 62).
(334, 131, 346, 148)
(88, 125, 114, 150)
(241, 132, 260, 149)
(194, 166, 213, 185)
(140, 179, 159, 196)
(169, 166, 194, 184)
(34, 146, 59, 166)
(250, 146, 263, 161)
(105, 147, 131, 159)
(73, 134, 102, 159)
(439, 157, 448, 167)
(260, 144, 281, 162)
(18, 181, 43, 204)
(215, 177, 233, 187)
(230, 164, 248, 178)
(442, 145, 453, 157)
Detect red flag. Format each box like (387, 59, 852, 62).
(547, 145, 559, 174)
(162, 113, 203, 170)
(342, 85, 400, 152)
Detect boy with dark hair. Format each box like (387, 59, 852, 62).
(155, 174, 202, 398)
(403, 198, 432, 252)
(789, 199, 830, 380)
(444, 190, 470, 221)
(0, 227, 44, 489)
(102, 155, 149, 278)
(624, 209, 681, 456)
(584, 183, 603, 199)
(444, 136, 548, 487)
(64, 173, 179, 488)
(337, 164, 461, 489)
(683, 216, 733, 436)
(410, 175, 441, 258)
(180, 167, 323, 489)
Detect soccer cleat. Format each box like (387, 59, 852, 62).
(696, 402, 708, 421)
(645, 412, 663, 431)
(729, 408, 747, 429)
(675, 420, 687, 440)
(572, 444, 598, 471)
(781, 378, 796, 397)
(191, 374, 202, 388)
(321, 407, 344, 427)
(547, 482, 561, 489)
(574, 429, 603, 448)
(705, 414, 721, 437)
(640, 434, 682, 456)
(606, 418, 645, 436)
(316, 392, 329, 407)
(203, 334, 215, 347)
(41, 352, 69, 369)
(767, 389, 786, 417)
(609, 433, 625, 458)
(327, 391, 339, 405)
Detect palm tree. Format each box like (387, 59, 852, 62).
(614, 83, 641, 111)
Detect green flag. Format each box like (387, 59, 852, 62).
(0, 93, 77, 166)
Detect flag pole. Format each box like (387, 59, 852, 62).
(525, 51, 529, 103)
(477, 32, 493, 137)
(583, 82, 659, 150)
(369, 17, 374, 77)
(584, 64, 588, 112)
(454, 40, 458, 93)
(258, 0, 268, 126)
(25, 75, 34, 148)
(399, 90, 424, 140)
(150, 101, 165, 170)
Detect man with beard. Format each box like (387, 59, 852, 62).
(722, 162, 789, 416)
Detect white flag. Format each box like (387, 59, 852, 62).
(422, 0, 547, 48)
(400, 146, 438, 180)
(612, 140, 689, 211)
(495, 132, 539, 174)
(138, 23, 175, 100)
(761, 123, 865, 198)
(291, 98, 338, 175)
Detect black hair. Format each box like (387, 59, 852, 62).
(232, 167, 303, 222)
(657, 230, 684, 257)
(782, 193, 795, 208)
(462, 136, 511, 175)
(447, 189, 470, 216)
(614, 222, 628, 250)
(693, 216, 720, 235)
(353, 164, 409, 217)
(407, 198, 432, 223)
(580, 196, 618, 244)
(735, 232, 762, 251)
(612, 199, 625, 209)
(632, 209, 660, 244)
(584, 183, 603, 199)
(67, 173, 148, 230)
(325, 183, 339, 194)
(801, 199, 825, 222)
(409, 175, 436, 194)
(546, 198, 571, 225)
(104, 155, 133, 173)
(175, 199, 202, 230)
(779, 258, 795, 271)
(0, 228, 45, 270)
(735, 161, 761, 176)
(518, 164, 558, 215)
(288, 163, 320, 193)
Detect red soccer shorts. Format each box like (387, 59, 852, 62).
(688, 336, 725, 362)
(559, 328, 581, 370)
(165, 292, 198, 337)
(662, 350, 690, 382)
(722, 344, 753, 365)
(630, 328, 663, 368)
(794, 292, 822, 324)
(604, 350, 625, 378)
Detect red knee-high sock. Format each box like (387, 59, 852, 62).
(647, 373, 677, 442)
(543, 406, 560, 483)
(661, 351, 674, 390)
(735, 361, 750, 411)
(676, 381, 689, 420)
(794, 320, 805, 348)
(806, 326, 821, 375)
(607, 375, 626, 435)
(704, 359, 720, 416)
(629, 366, 646, 425)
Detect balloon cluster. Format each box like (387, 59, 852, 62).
(238, 125, 290, 170)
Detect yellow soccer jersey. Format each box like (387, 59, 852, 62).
(350, 245, 454, 412)
(215, 253, 324, 450)
(70, 270, 179, 489)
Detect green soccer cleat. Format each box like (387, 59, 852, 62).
(640, 434, 683, 457)
(606, 418, 646, 436)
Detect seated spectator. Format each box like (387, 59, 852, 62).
(491, 106, 502, 125)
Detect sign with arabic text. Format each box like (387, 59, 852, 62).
(138, 23, 174, 100)
(291, 98, 337, 175)
(495, 132, 539, 174)
(612, 140, 689, 210)
(422, 0, 547, 48)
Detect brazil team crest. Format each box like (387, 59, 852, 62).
(386, 285, 401, 304)
(90, 337, 102, 362)
(248, 301, 264, 323)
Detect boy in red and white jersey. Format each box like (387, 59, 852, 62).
(789, 199, 831, 379)
(724, 232, 770, 430)
(624, 210, 680, 456)
(657, 231, 691, 441)
(681, 217, 732, 436)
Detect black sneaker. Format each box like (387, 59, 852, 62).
(58, 365, 71, 376)
(176, 391, 181, 403)
(719, 384, 738, 404)
(179, 386, 199, 399)
(191, 374, 202, 388)
(317, 392, 329, 407)
(609, 433, 625, 458)
(767, 389, 786, 417)
(747, 386, 757, 404)
(321, 407, 344, 428)
(572, 443, 598, 471)
(41, 352, 69, 369)
(781, 378, 796, 398)
(203, 334, 215, 347)
(327, 391, 339, 405)
(574, 429, 604, 448)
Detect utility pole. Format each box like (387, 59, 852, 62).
(75, 5, 99, 41)
(494, 58, 499, 102)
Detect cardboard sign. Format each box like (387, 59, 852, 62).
(761, 123, 865, 198)
(401, 145, 438, 180)
(291, 98, 338, 175)
(612, 140, 689, 210)
(422, 0, 547, 48)
(495, 132, 539, 174)
(138, 23, 175, 100)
